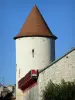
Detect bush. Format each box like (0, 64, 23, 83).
(42, 79, 75, 100)
(0, 92, 13, 100)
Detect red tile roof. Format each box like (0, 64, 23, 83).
(14, 5, 57, 39)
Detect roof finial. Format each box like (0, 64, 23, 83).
(34, 4, 37, 7)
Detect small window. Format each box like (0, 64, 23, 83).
(19, 69, 20, 78)
(32, 49, 34, 57)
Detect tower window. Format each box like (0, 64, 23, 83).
(19, 69, 20, 78)
(32, 49, 34, 57)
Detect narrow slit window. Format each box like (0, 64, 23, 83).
(32, 49, 34, 57)
(19, 69, 20, 78)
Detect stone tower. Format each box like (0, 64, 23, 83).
(14, 5, 57, 100)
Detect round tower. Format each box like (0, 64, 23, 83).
(14, 5, 57, 100)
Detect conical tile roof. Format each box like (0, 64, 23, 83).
(14, 5, 57, 39)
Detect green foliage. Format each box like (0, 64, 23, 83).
(0, 92, 13, 100)
(42, 79, 75, 100)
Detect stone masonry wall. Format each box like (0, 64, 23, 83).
(38, 50, 75, 100)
